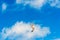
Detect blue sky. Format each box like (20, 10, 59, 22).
(0, 0, 60, 40)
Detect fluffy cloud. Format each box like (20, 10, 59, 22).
(2, 3, 7, 11)
(16, 0, 22, 4)
(29, 0, 46, 9)
(16, 0, 47, 9)
(48, 0, 60, 8)
(0, 21, 51, 40)
(16, 0, 60, 9)
(54, 38, 60, 40)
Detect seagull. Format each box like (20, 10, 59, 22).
(31, 24, 35, 32)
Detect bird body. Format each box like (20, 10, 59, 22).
(31, 24, 35, 32)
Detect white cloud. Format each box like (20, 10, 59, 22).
(16, 0, 47, 9)
(54, 38, 60, 40)
(29, 0, 46, 9)
(2, 3, 7, 11)
(0, 21, 51, 40)
(16, 0, 22, 4)
(48, 0, 60, 8)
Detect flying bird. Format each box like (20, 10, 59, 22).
(31, 24, 35, 32)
